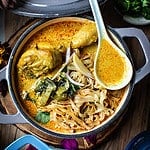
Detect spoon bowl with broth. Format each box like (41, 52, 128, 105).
(89, 0, 133, 90)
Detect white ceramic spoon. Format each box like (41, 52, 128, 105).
(89, 0, 133, 90)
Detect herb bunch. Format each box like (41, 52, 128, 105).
(115, 0, 150, 19)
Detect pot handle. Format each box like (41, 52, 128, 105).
(0, 66, 7, 81)
(114, 27, 150, 84)
(0, 112, 27, 124)
(0, 66, 27, 124)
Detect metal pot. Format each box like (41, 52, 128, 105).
(0, 17, 150, 139)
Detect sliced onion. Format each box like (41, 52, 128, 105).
(66, 72, 84, 87)
(72, 53, 93, 79)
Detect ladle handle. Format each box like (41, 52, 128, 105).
(89, 0, 107, 38)
(115, 28, 150, 84)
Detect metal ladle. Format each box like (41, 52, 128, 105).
(89, 0, 133, 90)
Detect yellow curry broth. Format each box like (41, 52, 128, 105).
(22, 100, 37, 117)
(17, 20, 126, 133)
(96, 39, 125, 85)
(23, 22, 84, 51)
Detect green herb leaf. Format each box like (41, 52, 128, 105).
(68, 83, 79, 97)
(35, 111, 50, 124)
(115, 0, 150, 19)
(142, 7, 150, 19)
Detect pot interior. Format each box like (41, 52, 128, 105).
(9, 17, 132, 138)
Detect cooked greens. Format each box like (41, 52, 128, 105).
(34, 77, 56, 96)
(22, 73, 79, 106)
(22, 77, 56, 106)
(115, 0, 150, 19)
(53, 73, 80, 100)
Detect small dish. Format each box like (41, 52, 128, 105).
(125, 131, 150, 150)
(114, 5, 150, 25)
(123, 15, 150, 25)
(5, 134, 54, 150)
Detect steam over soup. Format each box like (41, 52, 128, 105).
(17, 20, 125, 134)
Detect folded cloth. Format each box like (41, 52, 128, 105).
(0, 0, 17, 9)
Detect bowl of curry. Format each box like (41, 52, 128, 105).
(0, 17, 149, 139)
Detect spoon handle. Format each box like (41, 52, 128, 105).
(89, 0, 107, 39)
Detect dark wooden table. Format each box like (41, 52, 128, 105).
(0, 1, 150, 149)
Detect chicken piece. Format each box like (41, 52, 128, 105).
(71, 22, 98, 48)
(17, 46, 62, 78)
(36, 41, 66, 53)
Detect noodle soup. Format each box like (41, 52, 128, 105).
(16, 19, 125, 134)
